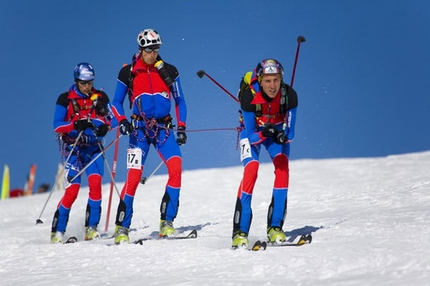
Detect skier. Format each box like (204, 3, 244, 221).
(111, 29, 188, 244)
(50, 63, 113, 243)
(232, 59, 298, 248)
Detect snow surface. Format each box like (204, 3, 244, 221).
(1, 151, 430, 285)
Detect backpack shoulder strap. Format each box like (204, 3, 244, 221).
(280, 82, 288, 114)
(125, 53, 140, 109)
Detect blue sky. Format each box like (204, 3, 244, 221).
(1, 0, 430, 189)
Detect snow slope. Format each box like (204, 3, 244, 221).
(1, 151, 429, 285)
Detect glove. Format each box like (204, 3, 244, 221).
(119, 119, 133, 135)
(176, 126, 187, 145)
(275, 132, 288, 144)
(261, 123, 277, 138)
(95, 101, 109, 117)
(74, 119, 94, 131)
(95, 124, 110, 137)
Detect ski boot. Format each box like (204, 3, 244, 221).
(159, 220, 176, 237)
(267, 227, 286, 243)
(85, 226, 100, 241)
(114, 225, 130, 244)
(50, 231, 64, 244)
(232, 231, 249, 248)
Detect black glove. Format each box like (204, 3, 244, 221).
(95, 124, 110, 137)
(275, 132, 288, 144)
(74, 119, 94, 131)
(119, 119, 133, 135)
(176, 126, 187, 145)
(95, 101, 109, 117)
(261, 123, 277, 138)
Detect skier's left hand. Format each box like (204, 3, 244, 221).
(95, 124, 110, 137)
(176, 126, 187, 145)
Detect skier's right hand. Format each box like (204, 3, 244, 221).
(74, 119, 94, 131)
(261, 123, 277, 138)
(119, 119, 133, 135)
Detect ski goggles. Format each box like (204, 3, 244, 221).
(78, 80, 94, 86)
(142, 45, 160, 53)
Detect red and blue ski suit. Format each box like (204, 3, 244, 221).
(52, 85, 113, 234)
(111, 55, 187, 229)
(233, 71, 298, 236)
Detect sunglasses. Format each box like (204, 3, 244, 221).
(78, 80, 94, 86)
(142, 46, 160, 53)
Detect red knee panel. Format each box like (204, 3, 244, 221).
(273, 154, 289, 188)
(88, 174, 102, 201)
(238, 161, 259, 197)
(120, 167, 143, 199)
(166, 156, 182, 188)
(59, 183, 80, 209)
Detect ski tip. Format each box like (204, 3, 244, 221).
(64, 236, 78, 244)
(188, 229, 198, 238)
(250, 240, 267, 251)
(260, 241, 267, 250)
(251, 240, 261, 251)
(298, 234, 312, 245)
(135, 239, 144, 245)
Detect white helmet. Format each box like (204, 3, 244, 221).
(137, 29, 162, 48)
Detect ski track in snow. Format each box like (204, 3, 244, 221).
(1, 151, 430, 285)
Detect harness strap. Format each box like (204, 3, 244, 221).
(131, 113, 172, 123)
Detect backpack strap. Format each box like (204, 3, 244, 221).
(280, 82, 289, 115)
(70, 98, 80, 113)
(126, 53, 140, 109)
(67, 89, 100, 120)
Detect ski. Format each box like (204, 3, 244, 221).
(134, 229, 198, 245)
(232, 240, 267, 251)
(249, 240, 267, 251)
(268, 234, 313, 247)
(64, 236, 78, 244)
(62, 232, 114, 244)
(234, 234, 312, 251)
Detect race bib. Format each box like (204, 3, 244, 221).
(127, 148, 142, 170)
(239, 138, 252, 161)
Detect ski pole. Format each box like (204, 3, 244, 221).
(172, 127, 238, 133)
(140, 160, 164, 184)
(93, 134, 122, 233)
(105, 128, 120, 232)
(290, 35, 306, 88)
(278, 35, 306, 142)
(196, 70, 239, 103)
(68, 135, 122, 184)
(95, 137, 121, 198)
(35, 131, 84, 224)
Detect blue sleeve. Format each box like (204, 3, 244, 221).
(285, 107, 297, 140)
(242, 110, 265, 145)
(171, 75, 187, 126)
(112, 80, 128, 121)
(53, 104, 73, 133)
